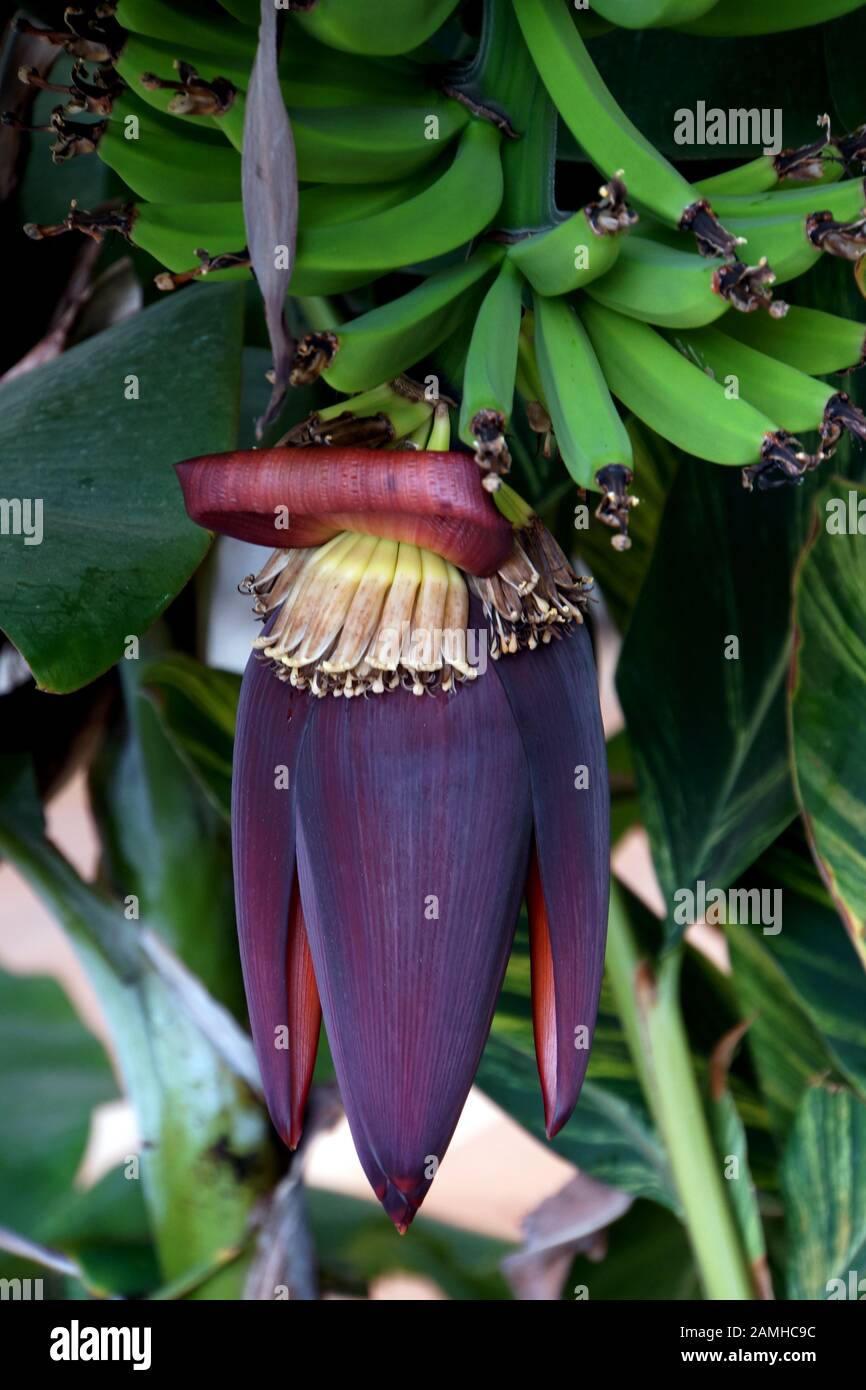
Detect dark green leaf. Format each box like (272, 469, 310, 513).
(90, 661, 240, 1013)
(618, 462, 826, 943)
(781, 1084, 866, 1301)
(727, 836, 866, 1141)
(824, 6, 866, 133)
(790, 478, 866, 969)
(142, 653, 240, 822)
(0, 284, 244, 693)
(0, 969, 116, 1241)
(47, 1166, 160, 1298)
(0, 756, 275, 1296)
(585, 26, 837, 161)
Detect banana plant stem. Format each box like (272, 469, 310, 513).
(465, 0, 557, 228)
(606, 885, 754, 1300)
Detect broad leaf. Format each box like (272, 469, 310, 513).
(0, 969, 116, 1241)
(706, 1025, 770, 1295)
(47, 1166, 160, 1299)
(141, 653, 240, 822)
(619, 462, 827, 941)
(781, 1085, 866, 1301)
(90, 660, 240, 1013)
(727, 836, 866, 1141)
(790, 478, 866, 969)
(0, 755, 275, 1297)
(0, 284, 244, 693)
(584, 24, 836, 161)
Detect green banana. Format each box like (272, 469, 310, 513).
(579, 296, 798, 467)
(298, 167, 446, 228)
(591, 0, 722, 27)
(513, 0, 737, 251)
(720, 304, 866, 375)
(584, 236, 728, 328)
(117, 31, 252, 102)
(534, 293, 632, 490)
(87, 118, 503, 294)
(117, 0, 257, 61)
(507, 199, 626, 296)
(95, 89, 241, 202)
(668, 325, 843, 433)
(119, 28, 423, 117)
(675, 0, 866, 36)
(214, 93, 469, 180)
(323, 246, 503, 393)
(710, 177, 866, 224)
(295, 0, 461, 56)
(458, 259, 525, 469)
(695, 129, 841, 198)
(723, 212, 820, 284)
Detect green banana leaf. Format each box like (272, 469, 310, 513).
(584, 24, 837, 161)
(618, 460, 839, 944)
(140, 654, 240, 824)
(44, 1166, 160, 1299)
(726, 835, 866, 1143)
(0, 968, 117, 1242)
(0, 284, 244, 693)
(0, 755, 276, 1299)
(790, 477, 866, 970)
(781, 1084, 866, 1301)
(89, 658, 241, 1015)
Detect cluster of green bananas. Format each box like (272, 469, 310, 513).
(15, 0, 866, 534)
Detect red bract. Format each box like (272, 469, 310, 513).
(233, 604, 609, 1231)
(175, 448, 514, 577)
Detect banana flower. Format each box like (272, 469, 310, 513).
(176, 435, 609, 1231)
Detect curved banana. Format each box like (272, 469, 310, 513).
(117, 0, 257, 61)
(579, 297, 797, 467)
(117, 32, 252, 103)
(96, 90, 241, 202)
(710, 177, 866, 224)
(584, 236, 727, 328)
(324, 246, 503, 393)
(115, 118, 504, 293)
(513, 0, 737, 252)
(534, 294, 632, 490)
(695, 126, 840, 198)
(119, 28, 422, 117)
(295, 0, 461, 56)
(458, 259, 525, 471)
(668, 325, 845, 434)
(507, 180, 634, 296)
(675, 0, 866, 35)
(721, 304, 866, 375)
(215, 93, 468, 180)
(299, 168, 445, 228)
